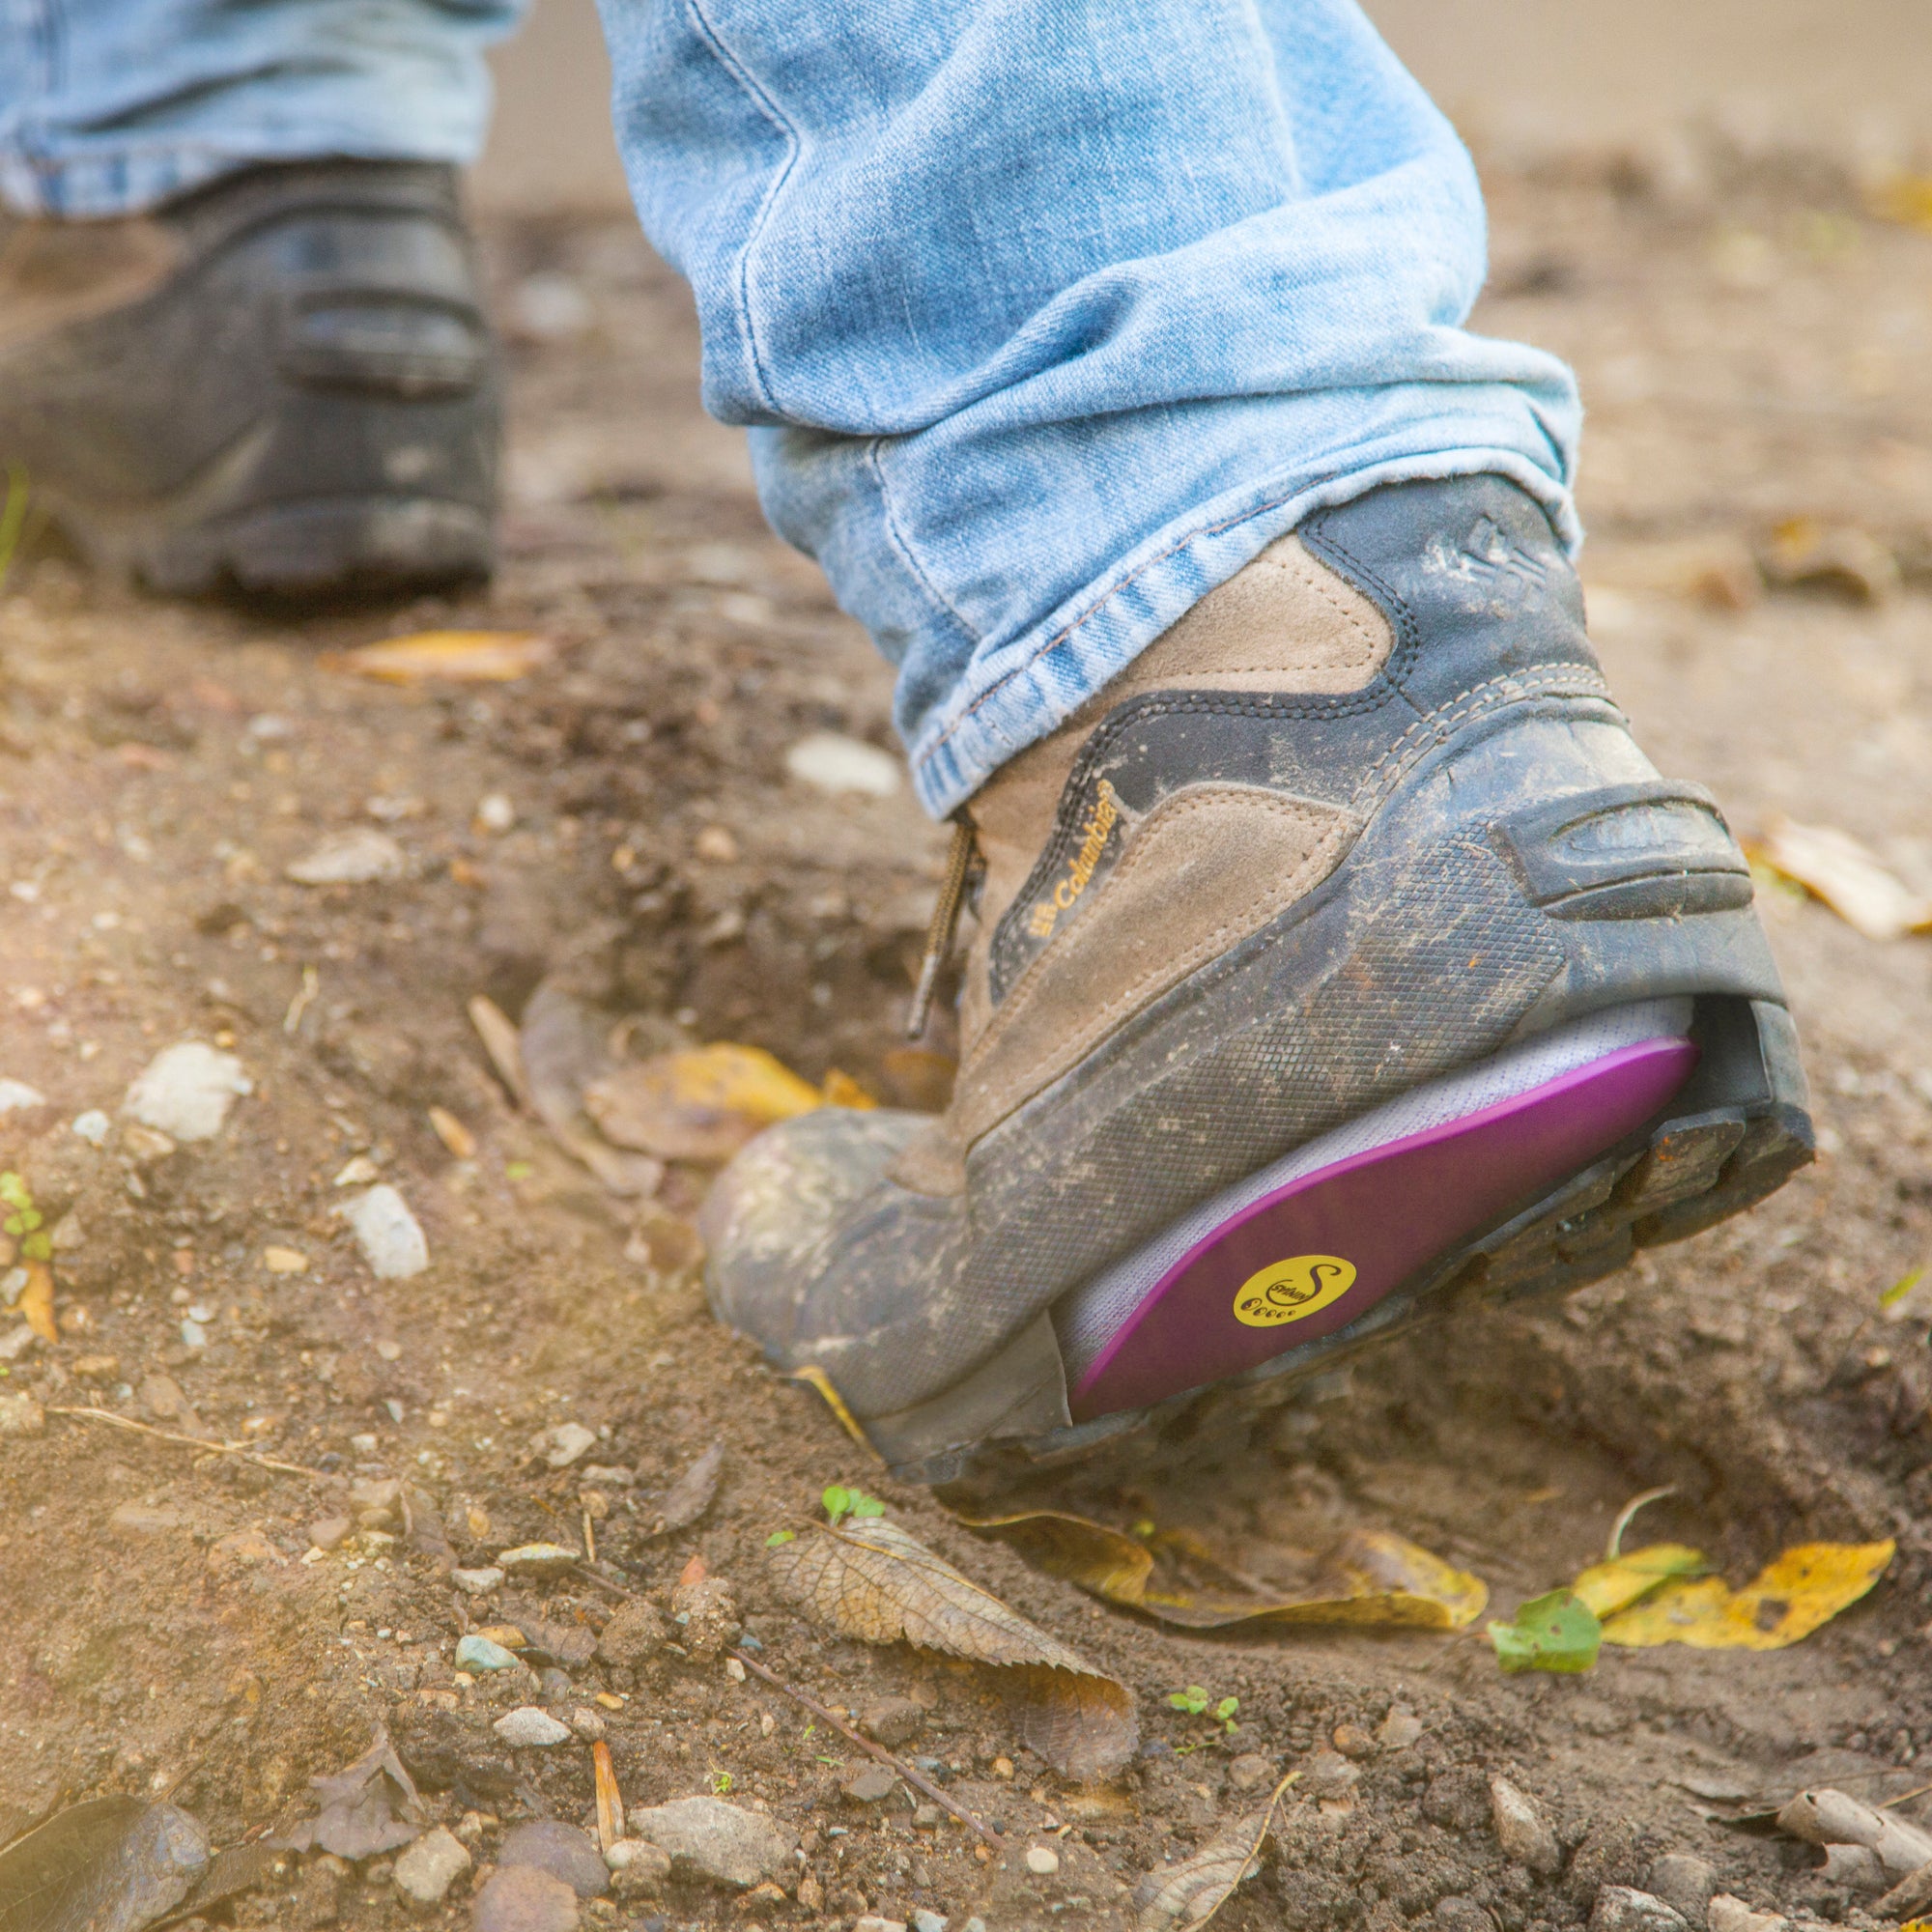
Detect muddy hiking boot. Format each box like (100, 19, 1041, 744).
(0, 159, 498, 597)
(703, 474, 1813, 1484)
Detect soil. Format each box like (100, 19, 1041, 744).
(5, 157, 1932, 1932)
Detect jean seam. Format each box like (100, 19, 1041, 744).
(679, 0, 795, 419)
(921, 482, 1302, 764)
(865, 438, 982, 648)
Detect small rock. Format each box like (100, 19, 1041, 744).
(1302, 1750, 1361, 1800)
(339, 1184, 429, 1279)
(1025, 1846, 1061, 1877)
(530, 1422, 598, 1469)
(603, 1841, 669, 1901)
(855, 1919, 908, 1932)
(783, 731, 902, 798)
(71, 1353, 120, 1380)
(1591, 1888, 1690, 1932)
(0, 1078, 47, 1111)
(71, 1109, 112, 1146)
(580, 1463, 633, 1487)
(912, 1804, 942, 1830)
(393, 1828, 471, 1907)
(1707, 1896, 1786, 1932)
(1648, 1855, 1719, 1922)
(1378, 1706, 1424, 1750)
(473, 1864, 580, 1932)
(499, 1543, 580, 1582)
(286, 827, 408, 886)
(307, 1516, 353, 1551)
(568, 1708, 606, 1743)
(625, 1797, 792, 1889)
(498, 1821, 609, 1898)
(0, 1326, 35, 1362)
(0, 1392, 45, 1435)
(1491, 1776, 1562, 1877)
(475, 792, 517, 834)
(453, 1567, 504, 1596)
(693, 825, 739, 864)
(596, 1599, 668, 1676)
(859, 1696, 926, 1748)
(207, 1529, 285, 1574)
(912, 1913, 950, 1932)
(124, 1041, 252, 1141)
(668, 1574, 740, 1662)
(140, 1374, 193, 1421)
(1226, 1753, 1276, 1793)
(350, 1474, 402, 1519)
(493, 1707, 572, 1748)
(108, 1502, 185, 1535)
(263, 1245, 308, 1273)
(537, 1666, 574, 1703)
(121, 1123, 176, 1163)
(1435, 1898, 1499, 1932)
(1332, 1722, 1378, 1758)
(842, 1766, 896, 1805)
(456, 1634, 521, 1673)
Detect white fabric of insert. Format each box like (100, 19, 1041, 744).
(1056, 997, 1693, 1380)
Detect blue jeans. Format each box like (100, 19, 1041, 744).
(1, 0, 1580, 817)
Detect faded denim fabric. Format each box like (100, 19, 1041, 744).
(0, 0, 520, 216)
(1, 0, 1581, 815)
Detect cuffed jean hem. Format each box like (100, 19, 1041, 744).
(0, 127, 484, 218)
(907, 441, 1579, 819)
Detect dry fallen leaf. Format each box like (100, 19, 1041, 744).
(963, 1511, 1487, 1632)
(767, 1516, 1138, 1779)
(1601, 1540, 1894, 1650)
(0, 1795, 210, 1932)
(592, 1740, 624, 1853)
(468, 994, 532, 1110)
(320, 629, 554, 684)
(16, 1259, 56, 1345)
(652, 1440, 725, 1535)
(583, 1042, 824, 1163)
(518, 980, 665, 1197)
(820, 1067, 877, 1110)
(282, 1727, 423, 1860)
(1755, 817, 1932, 942)
(1131, 1772, 1298, 1932)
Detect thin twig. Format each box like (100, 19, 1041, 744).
(48, 1406, 324, 1478)
(728, 1646, 1001, 1845)
(1881, 1779, 1932, 1811)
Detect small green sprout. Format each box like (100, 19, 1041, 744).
(765, 1529, 796, 1547)
(0, 1173, 50, 1262)
(707, 1770, 733, 1795)
(822, 1485, 886, 1526)
(1167, 1686, 1239, 1740)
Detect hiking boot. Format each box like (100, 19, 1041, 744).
(0, 159, 497, 596)
(702, 474, 1812, 1484)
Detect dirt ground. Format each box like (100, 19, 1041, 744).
(5, 147, 1932, 1932)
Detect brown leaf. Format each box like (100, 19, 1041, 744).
(286, 1728, 422, 1861)
(1131, 1774, 1296, 1932)
(767, 1517, 1136, 1779)
(962, 1511, 1487, 1631)
(653, 1441, 725, 1535)
(0, 1797, 209, 1932)
(468, 995, 532, 1110)
(592, 1741, 624, 1854)
(1754, 817, 1932, 942)
(518, 981, 665, 1197)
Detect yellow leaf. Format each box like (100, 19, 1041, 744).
(963, 1511, 1487, 1632)
(1571, 1544, 1707, 1619)
(820, 1068, 878, 1110)
(583, 1043, 824, 1163)
(768, 1516, 1138, 1779)
(17, 1259, 56, 1343)
(321, 630, 554, 684)
(784, 1367, 879, 1457)
(1601, 1541, 1894, 1650)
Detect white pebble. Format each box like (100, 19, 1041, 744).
(123, 1042, 252, 1142)
(71, 1110, 112, 1147)
(338, 1184, 429, 1279)
(475, 792, 516, 834)
(451, 1567, 504, 1597)
(180, 1320, 207, 1350)
(285, 827, 407, 886)
(493, 1706, 572, 1748)
(783, 732, 901, 799)
(1025, 1846, 1060, 1876)
(0, 1079, 46, 1112)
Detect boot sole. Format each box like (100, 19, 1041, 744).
(41, 483, 492, 599)
(882, 992, 1812, 1488)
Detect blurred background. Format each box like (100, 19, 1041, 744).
(472, 0, 1932, 214)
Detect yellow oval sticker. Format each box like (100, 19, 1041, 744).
(1232, 1254, 1358, 1328)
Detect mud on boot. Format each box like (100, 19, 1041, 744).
(0, 159, 498, 598)
(702, 473, 1813, 1485)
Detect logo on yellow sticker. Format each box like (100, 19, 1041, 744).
(1232, 1255, 1357, 1328)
